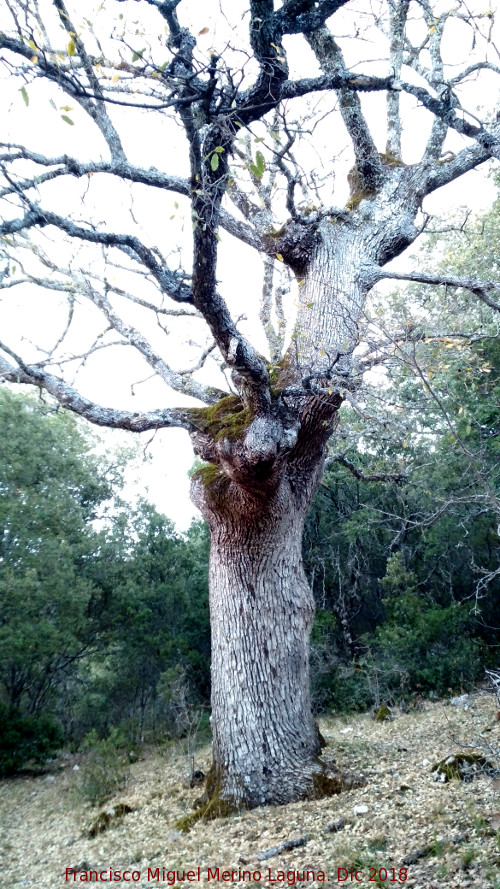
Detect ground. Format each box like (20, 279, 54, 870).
(1, 693, 499, 889)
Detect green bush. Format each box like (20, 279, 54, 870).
(76, 728, 131, 806)
(321, 596, 484, 713)
(328, 662, 379, 712)
(375, 596, 484, 696)
(0, 705, 63, 776)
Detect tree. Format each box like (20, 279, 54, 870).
(82, 503, 210, 741)
(0, 388, 114, 748)
(0, 388, 209, 765)
(1, 0, 500, 808)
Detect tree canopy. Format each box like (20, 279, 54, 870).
(1, 0, 500, 422)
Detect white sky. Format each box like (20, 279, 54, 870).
(1, 0, 499, 529)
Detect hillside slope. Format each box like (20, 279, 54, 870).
(1, 694, 499, 889)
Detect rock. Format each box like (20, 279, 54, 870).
(353, 805, 369, 815)
(73, 764, 80, 771)
(189, 769, 205, 788)
(431, 753, 496, 782)
(340, 727, 353, 734)
(88, 803, 133, 838)
(449, 694, 474, 710)
(166, 830, 183, 841)
(44, 775, 56, 782)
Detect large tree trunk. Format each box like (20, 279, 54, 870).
(208, 478, 318, 806)
(191, 402, 343, 809)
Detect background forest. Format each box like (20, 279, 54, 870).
(1, 186, 500, 778)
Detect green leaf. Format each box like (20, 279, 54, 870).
(20, 87, 29, 107)
(210, 153, 219, 172)
(61, 115, 75, 125)
(214, 146, 224, 153)
(249, 150, 266, 179)
(49, 98, 57, 110)
(67, 38, 76, 56)
(132, 48, 146, 62)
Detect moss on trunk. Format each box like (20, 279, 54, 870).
(188, 395, 252, 443)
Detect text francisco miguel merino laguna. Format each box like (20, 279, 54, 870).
(65, 870, 328, 884)
(65, 866, 409, 883)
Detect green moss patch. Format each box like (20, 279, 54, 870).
(378, 150, 404, 167)
(190, 463, 231, 499)
(267, 354, 296, 395)
(189, 395, 252, 443)
(311, 770, 345, 797)
(175, 764, 238, 832)
(431, 753, 496, 782)
(311, 760, 364, 799)
(88, 803, 133, 838)
(346, 187, 376, 212)
(175, 796, 236, 832)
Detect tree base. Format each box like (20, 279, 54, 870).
(176, 760, 362, 831)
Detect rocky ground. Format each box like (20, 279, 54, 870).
(1, 692, 499, 889)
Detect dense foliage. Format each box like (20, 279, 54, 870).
(0, 389, 209, 775)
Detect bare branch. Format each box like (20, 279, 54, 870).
(81, 279, 224, 404)
(386, 0, 410, 159)
(260, 256, 284, 361)
(0, 349, 196, 432)
(377, 268, 500, 312)
(276, 0, 350, 36)
(325, 453, 406, 483)
(0, 148, 261, 248)
(306, 27, 383, 192)
(0, 207, 193, 303)
(52, 0, 126, 163)
(235, 0, 288, 125)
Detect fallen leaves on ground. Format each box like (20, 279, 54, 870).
(0, 692, 499, 888)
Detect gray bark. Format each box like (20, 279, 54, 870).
(193, 472, 321, 807)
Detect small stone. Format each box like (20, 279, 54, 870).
(353, 805, 369, 815)
(73, 764, 80, 771)
(44, 775, 56, 782)
(166, 830, 183, 841)
(340, 727, 353, 734)
(449, 694, 474, 710)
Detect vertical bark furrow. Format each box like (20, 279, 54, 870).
(196, 473, 322, 807)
